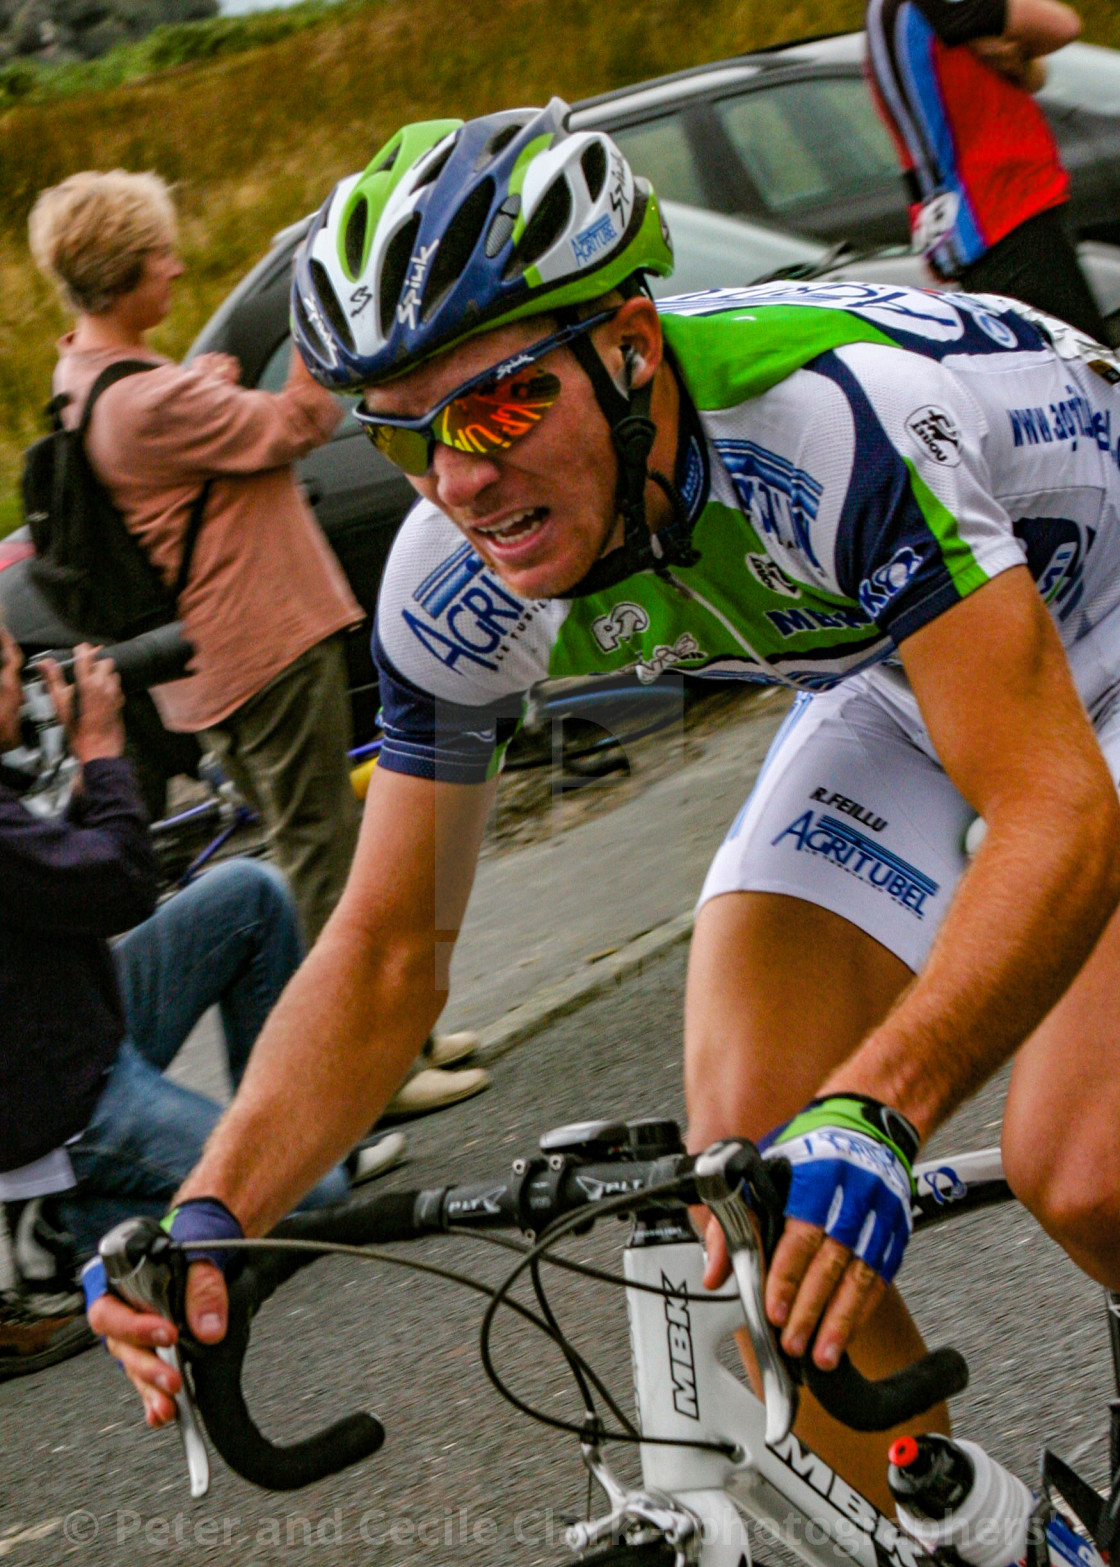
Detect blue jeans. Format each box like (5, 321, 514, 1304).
(59, 858, 348, 1260)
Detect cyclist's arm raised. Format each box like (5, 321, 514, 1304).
(90, 762, 493, 1426)
(768, 564, 1120, 1368)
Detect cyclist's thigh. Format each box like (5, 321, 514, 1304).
(686, 678, 975, 1140)
(1003, 691, 1120, 1202)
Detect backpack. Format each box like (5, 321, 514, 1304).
(21, 359, 212, 641)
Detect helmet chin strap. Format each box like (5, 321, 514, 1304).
(556, 320, 700, 600)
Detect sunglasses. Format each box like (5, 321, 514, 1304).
(353, 311, 615, 477)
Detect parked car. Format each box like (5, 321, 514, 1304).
(571, 34, 1120, 252)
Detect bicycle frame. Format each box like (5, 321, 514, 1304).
(576, 1146, 1011, 1566)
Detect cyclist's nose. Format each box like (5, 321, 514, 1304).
(430, 443, 502, 512)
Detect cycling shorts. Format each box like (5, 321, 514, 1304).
(698, 610, 1120, 973)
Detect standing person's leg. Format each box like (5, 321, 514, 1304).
(203, 637, 359, 946)
(960, 205, 1110, 344)
(684, 681, 976, 1511)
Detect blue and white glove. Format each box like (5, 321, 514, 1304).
(762, 1094, 919, 1285)
(80, 1197, 244, 1313)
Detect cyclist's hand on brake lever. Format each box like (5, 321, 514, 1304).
(83, 1198, 243, 1428)
(85, 1263, 226, 1426)
(760, 1095, 918, 1372)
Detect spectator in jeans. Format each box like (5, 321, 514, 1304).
(0, 625, 402, 1381)
(28, 169, 486, 1116)
(866, 0, 1110, 342)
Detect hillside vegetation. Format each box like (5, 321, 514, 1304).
(2, 0, 1119, 533)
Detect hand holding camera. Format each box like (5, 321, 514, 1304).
(38, 643, 125, 765)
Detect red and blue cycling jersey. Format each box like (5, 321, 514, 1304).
(866, 0, 1069, 275)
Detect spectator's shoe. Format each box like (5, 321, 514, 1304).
(6, 1198, 82, 1316)
(380, 1066, 490, 1123)
(347, 1130, 408, 1187)
(421, 1031, 480, 1068)
(0, 1291, 95, 1381)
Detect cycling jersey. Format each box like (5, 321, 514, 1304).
(865, 0, 1069, 275)
(373, 282, 1120, 784)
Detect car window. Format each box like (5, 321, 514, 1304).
(655, 201, 826, 294)
(714, 76, 900, 214)
(1041, 43, 1120, 116)
(256, 337, 358, 434)
(609, 117, 708, 208)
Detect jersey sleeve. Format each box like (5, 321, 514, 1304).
(912, 0, 1007, 45)
(372, 627, 522, 783)
(815, 343, 1026, 644)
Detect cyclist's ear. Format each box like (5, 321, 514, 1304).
(597, 295, 662, 390)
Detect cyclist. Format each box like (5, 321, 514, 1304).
(89, 104, 1120, 1505)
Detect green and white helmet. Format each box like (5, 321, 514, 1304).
(291, 97, 673, 390)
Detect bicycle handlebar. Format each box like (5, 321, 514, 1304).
(158, 1140, 967, 1491)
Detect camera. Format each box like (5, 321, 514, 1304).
(10, 623, 194, 810)
(24, 622, 195, 697)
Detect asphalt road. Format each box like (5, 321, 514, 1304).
(0, 947, 1113, 1567)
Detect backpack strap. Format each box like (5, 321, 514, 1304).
(77, 359, 157, 437)
(78, 357, 212, 609)
(174, 478, 213, 601)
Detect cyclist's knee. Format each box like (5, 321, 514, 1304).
(1003, 1128, 1119, 1253)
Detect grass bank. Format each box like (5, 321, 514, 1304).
(1, 0, 1118, 535)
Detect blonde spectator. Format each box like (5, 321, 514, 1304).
(30, 169, 363, 946)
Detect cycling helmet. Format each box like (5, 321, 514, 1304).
(292, 100, 699, 596)
(291, 97, 672, 390)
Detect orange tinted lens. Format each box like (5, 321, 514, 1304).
(435, 369, 561, 457)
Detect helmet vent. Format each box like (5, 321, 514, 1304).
(505, 175, 572, 277)
(344, 200, 368, 278)
(308, 258, 355, 353)
(482, 122, 523, 165)
(411, 138, 456, 194)
(421, 178, 495, 323)
(369, 140, 400, 177)
(580, 141, 607, 201)
(293, 288, 328, 360)
(380, 213, 421, 332)
(484, 194, 520, 259)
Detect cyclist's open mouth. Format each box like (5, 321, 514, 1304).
(470, 506, 549, 557)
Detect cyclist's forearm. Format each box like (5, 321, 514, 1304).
(1004, 0, 1080, 56)
(820, 786, 1120, 1139)
(175, 917, 442, 1232)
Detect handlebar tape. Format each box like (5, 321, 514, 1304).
(800, 1344, 969, 1432)
(186, 1190, 423, 1491)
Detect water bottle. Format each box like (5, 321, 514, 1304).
(888, 1435, 1103, 1567)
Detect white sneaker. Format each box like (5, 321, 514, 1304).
(348, 1130, 408, 1186)
(422, 1031, 480, 1068)
(381, 1066, 490, 1123)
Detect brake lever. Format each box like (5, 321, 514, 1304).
(693, 1139, 798, 1446)
(99, 1217, 211, 1498)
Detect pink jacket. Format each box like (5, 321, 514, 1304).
(54, 336, 362, 731)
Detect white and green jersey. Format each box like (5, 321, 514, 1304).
(373, 281, 1120, 782)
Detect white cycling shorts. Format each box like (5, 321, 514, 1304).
(698, 614, 1120, 974)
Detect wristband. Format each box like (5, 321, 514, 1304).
(163, 1197, 244, 1274)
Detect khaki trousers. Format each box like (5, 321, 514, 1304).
(203, 636, 359, 946)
